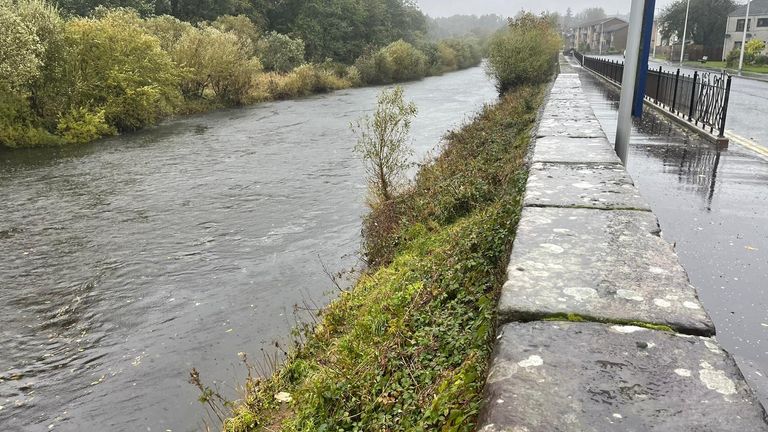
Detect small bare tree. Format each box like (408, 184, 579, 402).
(352, 86, 418, 203)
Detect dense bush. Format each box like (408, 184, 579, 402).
(64, 9, 182, 131)
(141, 15, 193, 51)
(725, 48, 740, 68)
(745, 39, 766, 61)
(253, 64, 351, 100)
(487, 13, 561, 93)
(355, 49, 396, 84)
(355, 40, 432, 85)
(726, 40, 767, 68)
(210, 14, 261, 55)
(257, 31, 306, 73)
(56, 107, 115, 144)
(442, 38, 482, 69)
(383, 40, 428, 82)
(172, 26, 261, 104)
(0, 0, 485, 148)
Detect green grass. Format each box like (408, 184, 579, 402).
(684, 60, 768, 75)
(223, 84, 545, 432)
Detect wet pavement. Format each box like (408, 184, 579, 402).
(590, 54, 768, 148)
(579, 69, 768, 408)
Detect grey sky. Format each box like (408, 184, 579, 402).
(415, 0, 678, 18)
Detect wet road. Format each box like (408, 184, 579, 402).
(0, 66, 498, 432)
(580, 70, 768, 408)
(590, 54, 768, 148)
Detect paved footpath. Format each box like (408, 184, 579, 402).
(476, 60, 768, 431)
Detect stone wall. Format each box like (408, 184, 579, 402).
(476, 62, 768, 431)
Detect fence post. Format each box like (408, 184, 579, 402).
(671, 69, 680, 113)
(688, 70, 698, 121)
(719, 75, 732, 138)
(655, 66, 662, 104)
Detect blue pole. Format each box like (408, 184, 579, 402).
(633, 0, 657, 118)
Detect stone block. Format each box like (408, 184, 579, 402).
(499, 207, 714, 335)
(478, 322, 768, 432)
(532, 136, 621, 164)
(525, 162, 651, 211)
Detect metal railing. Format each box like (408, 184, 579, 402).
(573, 52, 732, 138)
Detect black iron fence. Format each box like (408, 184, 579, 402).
(573, 52, 732, 138)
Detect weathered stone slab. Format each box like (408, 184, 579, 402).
(477, 322, 768, 432)
(545, 98, 592, 109)
(532, 136, 621, 164)
(499, 207, 714, 335)
(542, 107, 596, 120)
(540, 118, 603, 130)
(547, 93, 589, 102)
(537, 118, 606, 139)
(525, 162, 651, 210)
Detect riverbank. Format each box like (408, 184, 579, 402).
(1, 2, 483, 150)
(222, 84, 545, 431)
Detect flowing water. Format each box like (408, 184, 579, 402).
(0, 67, 498, 432)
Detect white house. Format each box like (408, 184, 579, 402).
(573, 17, 629, 54)
(723, 0, 768, 59)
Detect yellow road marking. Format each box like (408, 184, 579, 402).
(725, 131, 768, 160)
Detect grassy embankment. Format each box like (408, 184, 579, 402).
(224, 83, 545, 432)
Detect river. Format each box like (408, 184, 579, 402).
(0, 66, 498, 432)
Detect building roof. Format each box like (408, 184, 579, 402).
(577, 17, 628, 29)
(603, 21, 629, 33)
(729, 0, 768, 17)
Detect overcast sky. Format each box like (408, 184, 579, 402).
(414, 0, 679, 18)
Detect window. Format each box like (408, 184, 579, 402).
(758, 18, 768, 27)
(736, 19, 752, 31)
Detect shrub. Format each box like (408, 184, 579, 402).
(487, 13, 561, 93)
(173, 26, 261, 104)
(437, 42, 458, 71)
(754, 55, 768, 66)
(355, 40, 429, 85)
(355, 49, 394, 85)
(142, 15, 194, 52)
(56, 108, 115, 144)
(257, 31, 306, 73)
(64, 9, 182, 131)
(261, 64, 350, 99)
(442, 38, 482, 69)
(0, 88, 61, 148)
(344, 65, 362, 87)
(210, 14, 261, 56)
(726, 48, 741, 68)
(382, 40, 427, 82)
(352, 86, 418, 203)
(0, 3, 44, 90)
(745, 39, 766, 62)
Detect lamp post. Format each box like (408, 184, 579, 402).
(738, 0, 752, 75)
(679, 0, 691, 64)
(615, 0, 646, 164)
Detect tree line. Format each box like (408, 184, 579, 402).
(0, 0, 483, 149)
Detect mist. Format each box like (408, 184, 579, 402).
(415, 0, 678, 18)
